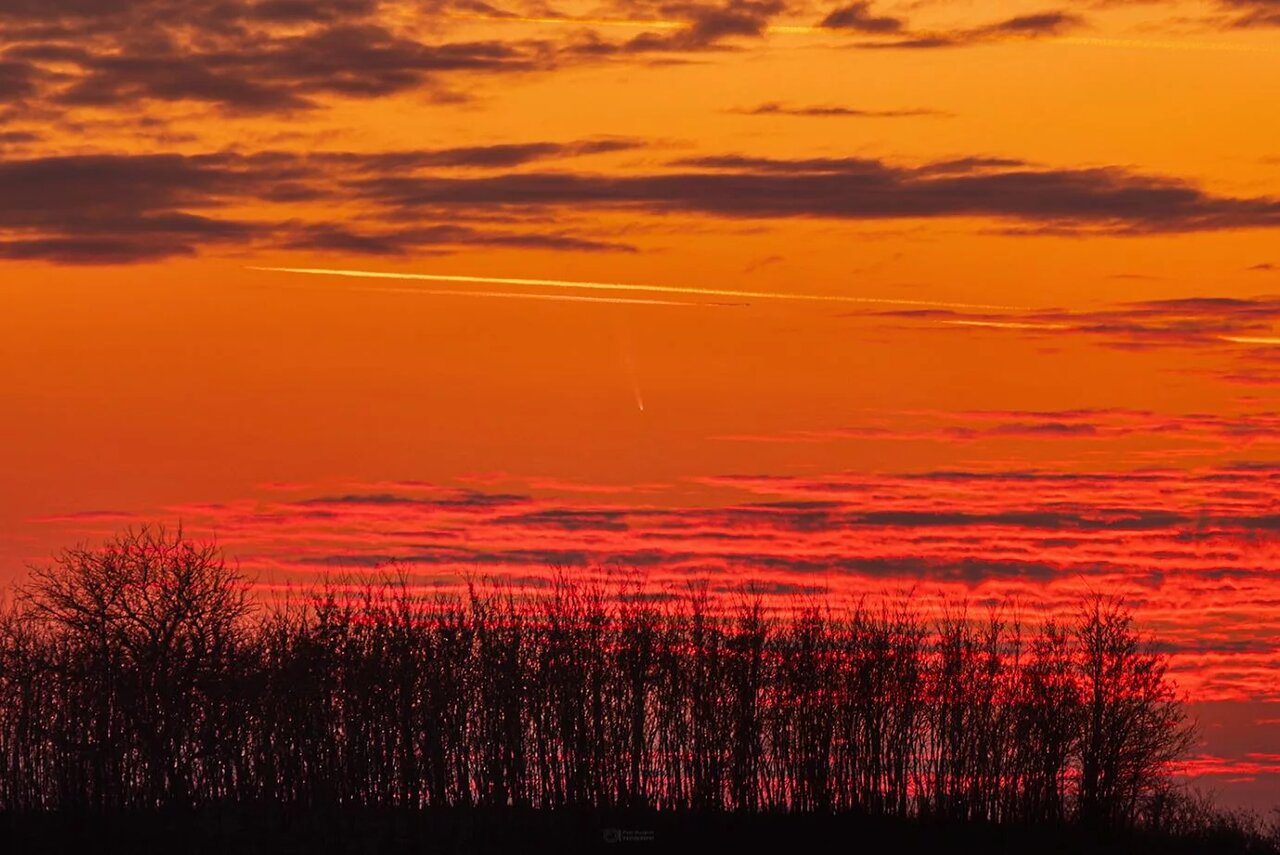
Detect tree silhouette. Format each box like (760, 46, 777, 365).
(16, 526, 251, 810)
(0, 525, 1267, 852)
(1076, 596, 1195, 829)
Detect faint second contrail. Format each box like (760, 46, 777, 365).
(249, 266, 1028, 312)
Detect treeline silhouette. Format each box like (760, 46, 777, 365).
(0, 527, 1275, 852)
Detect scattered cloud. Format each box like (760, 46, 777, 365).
(733, 101, 951, 118)
(0, 1, 561, 121)
(716, 407, 1280, 450)
(882, 295, 1280, 354)
(352, 154, 1280, 235)
(34, 462, 1280, 699)
(280, 223, 636, 255)
(819, 2, 904, 33)
(829, 7, 1087, 49)
(0, 143, 641, 262)
(567, 0, 787, 55)
(1221, 0, 1280, 28)
(6, 145, 1279, 263)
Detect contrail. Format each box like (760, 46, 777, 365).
(255, 280, 739, 308)
(1221, 335, 1280, 346)
(944, 320, 1069, 330)
(249, 266, 1029, 312)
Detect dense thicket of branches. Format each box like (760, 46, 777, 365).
(0, 527, 1208, 832)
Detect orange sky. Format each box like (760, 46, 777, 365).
(1, 0, 1278, 808)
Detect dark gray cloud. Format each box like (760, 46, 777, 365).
(829, 7, 1087, 49)
(339, 139, 641, 169)
(735, 102, 950, 118)
(0, 59, 45, 104)
(0, 2, 551, 117)
(281, 223, 635, 255)
(350, 155, 1280, 234)
(568, 0, 786, 55)
(820, 2, 904, 32)
(680, 0, 785, 40)
(1222, 0, 1280, 27)
(6, 146, 1279, 263)
(54, 26, 543, 113)
(0, 143, 640, 262)
(299, 490, 530, 510)
(982, 11, 1082, 35)
(0, 0, 378, 25)
(0, 152, 260, 261)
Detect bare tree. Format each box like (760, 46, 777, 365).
(20, 525, 252, 808)
(1075, 596, 1194, 828)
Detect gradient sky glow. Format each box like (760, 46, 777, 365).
(1, 0, 1278, 810)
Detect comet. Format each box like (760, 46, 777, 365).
(613, 316, 646, 413)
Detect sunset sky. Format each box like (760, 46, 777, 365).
(2, 0, 1279, 809)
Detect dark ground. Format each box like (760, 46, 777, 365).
(2, 807, 1275, 855)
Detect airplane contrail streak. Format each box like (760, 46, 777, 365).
(1220, 335, 1280, 346)
(944, 320, 1069, 330)
(259, 280, 736, 308)
(249, 266, 1029, 312)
